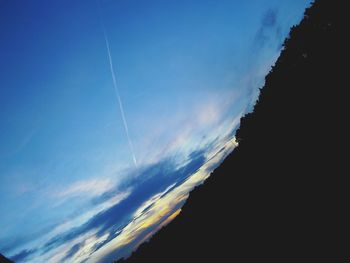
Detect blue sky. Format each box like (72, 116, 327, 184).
(0, 0, 310, 262)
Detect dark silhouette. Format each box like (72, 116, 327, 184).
(115, 1, 347, 262)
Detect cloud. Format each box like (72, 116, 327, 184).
(10, 248, 37, 262)
(21, 143, 212, 262)
(4, 188, 131, 262)
(86, 138, 237, 263)
(152, 92, 236, 162)
(48, 177, 120, 210)
(254, 8, 282, 49)
(39, 229, 101, 263)
(62, 243, 81, 261)
(62, 232, 110, 263)
(262, 8, 278, 27)
(130, 89, 237, 167)
(50, 189, 132, 238)
(56, 178, 115, 199)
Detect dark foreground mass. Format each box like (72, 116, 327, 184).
(116, 1, 347, 262)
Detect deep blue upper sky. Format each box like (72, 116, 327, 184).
(0, 0, 310, 262)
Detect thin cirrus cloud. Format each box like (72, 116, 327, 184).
(55, 178, 116, 199)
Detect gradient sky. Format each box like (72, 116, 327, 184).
(0, 0, 310, 262)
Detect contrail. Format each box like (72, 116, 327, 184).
(97, 3, 137, 167)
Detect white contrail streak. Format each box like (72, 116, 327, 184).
(101, 24, 137, 167)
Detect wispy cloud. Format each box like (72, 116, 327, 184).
(7, 135, 235, 263)
(6, 188, 132, 262)
(10, 248, 37, 263)
(254, 8, 281, 49)
(86, 139, 237, 263)
(56, 178, 115, 199)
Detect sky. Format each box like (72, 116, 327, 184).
(0, 0, 310, 262)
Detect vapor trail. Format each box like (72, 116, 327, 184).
(99, 18, 137, 167)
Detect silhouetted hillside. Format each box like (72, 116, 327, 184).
(115, 1, 348, 262)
